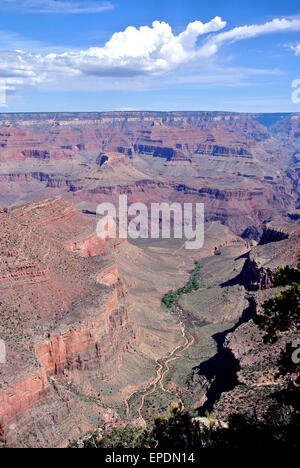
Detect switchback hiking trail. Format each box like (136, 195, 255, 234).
(125, 303, 194, 427)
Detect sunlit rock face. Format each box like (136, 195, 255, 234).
(0, 111, 299, 447)
(0, 197, 134, 448)
(0, 111, 299, 237)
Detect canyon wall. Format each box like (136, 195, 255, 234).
(0, 111, 298, 237)
(0, 111, 299, 446)
(0, 198, 135, 448)
(194, 218, 300, 420)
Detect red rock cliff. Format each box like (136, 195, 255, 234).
(0, 198, 135, 448)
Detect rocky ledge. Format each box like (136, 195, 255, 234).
(0, 198, 135, 448)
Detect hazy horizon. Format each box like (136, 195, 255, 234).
(0, 109, 300, 115)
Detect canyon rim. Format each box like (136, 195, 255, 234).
(0, 0, 300, 452)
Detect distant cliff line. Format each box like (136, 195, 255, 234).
(0, 111, 300, 122)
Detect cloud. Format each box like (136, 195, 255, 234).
(0, 17, 228, 87)
(0, 16, 299, 94)
(0, 0, 114, 14)
(207, 17, 300, 46)
(64, 17, 227, 76)
(196, 17, 300, 60)
(290, 43, 300, 55)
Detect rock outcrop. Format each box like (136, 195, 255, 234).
(195, 217, 300, 420)
(0, 198, 135, 448)
(0, 111, 299, 446)
(0, 111, 298, 237)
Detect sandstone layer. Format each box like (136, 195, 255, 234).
(0, 111, 299, 446)
(0, 111, 299, 239)
(0, 198, 134, 448)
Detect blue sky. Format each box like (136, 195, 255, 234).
(0, 0, 300, 112)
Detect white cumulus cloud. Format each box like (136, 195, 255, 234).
(0, 16, 300, 93)
(56, 17, 226, 75)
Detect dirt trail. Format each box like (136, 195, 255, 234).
(125, 303, 194, 427)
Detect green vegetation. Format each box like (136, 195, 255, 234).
(254, 253, 300, 437)
(255, 254, 300, 344)
(70, 399, 300, 448)
(193, 260, 201, 272)
(72, 255, 300, 449)
(162, 261, 201, 308)
(272, 254, 300, 287)
(69, 426, 145, 449)
(162, 290, 177, 308)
